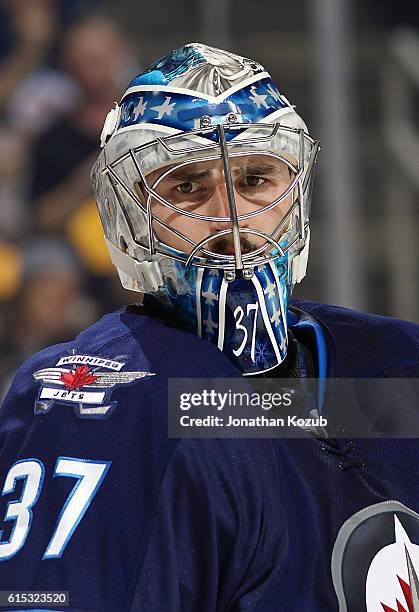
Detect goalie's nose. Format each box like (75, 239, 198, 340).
(208, 184, 248, 231)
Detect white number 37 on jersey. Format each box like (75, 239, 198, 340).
(0, 457, 110, 561)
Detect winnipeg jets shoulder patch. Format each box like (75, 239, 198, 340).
(32, 352, 155, 419)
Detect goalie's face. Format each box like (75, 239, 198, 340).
(141, 154, 296, 261)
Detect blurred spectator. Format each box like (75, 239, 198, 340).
(0, 238, 97, 393)
(0, 0, 79, 241)
(0, 0, 114, 140)
(0, 9, 138, 387)
(30, 14, 139, 233)
(0, 0, 57, 113)
(24, 13, 139, 310)
(8, 68, 79, 141)
(0, 127, 27, 238)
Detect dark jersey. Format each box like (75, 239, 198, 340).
(0, 300, 418, 612)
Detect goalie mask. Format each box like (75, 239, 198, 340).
(91, 43, 319, 375)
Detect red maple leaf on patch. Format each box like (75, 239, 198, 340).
(60, 365, 99, 390)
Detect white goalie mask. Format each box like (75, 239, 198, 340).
(91, 43, 319, 374)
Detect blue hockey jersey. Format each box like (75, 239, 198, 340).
(0, 300, 418, 612)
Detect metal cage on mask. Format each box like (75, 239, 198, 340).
(98, 120, 319, 374)
(101, 121, 318, 277)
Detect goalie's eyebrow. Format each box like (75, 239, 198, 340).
(165, 167, 212, 181)
(157, 161, 285, 182)
(232, 162, 281, 176)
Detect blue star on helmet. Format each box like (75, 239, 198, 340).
(249, 86, 270, 109)
(151, 96, 176, 120)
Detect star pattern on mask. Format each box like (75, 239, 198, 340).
(151, 96, 176, 119)
(249, 86, 270, 109)
(256, 265, 288, 359)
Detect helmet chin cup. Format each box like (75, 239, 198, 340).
(143, 253, 291, 375)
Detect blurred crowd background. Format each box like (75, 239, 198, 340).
(0, 0, 418, 389)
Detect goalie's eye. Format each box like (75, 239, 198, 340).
(241, 176, 266, 188)
(175, 181, 200, 194)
